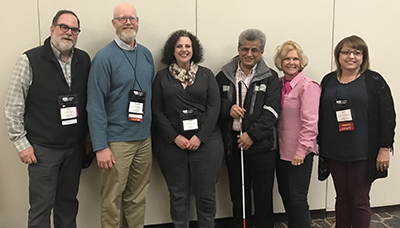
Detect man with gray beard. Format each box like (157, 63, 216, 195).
(5, 10, 90, 228)
(87, 3, 155, 228)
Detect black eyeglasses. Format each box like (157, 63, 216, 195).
(114, 17, 139, 24)
(55, 24, 81, 35)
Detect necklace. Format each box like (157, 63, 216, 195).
(337, 73, 360, 84)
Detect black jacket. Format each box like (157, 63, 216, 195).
(216, 56, 280, 155)
(24, 37, 91, 148)
(318, 70, 396, 182)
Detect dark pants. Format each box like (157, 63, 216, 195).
(329, 159, 372, 228)
(226, 131, 276, 228)
(276, 153, 314, 228)
(153, 130, 224, 228)
(28, 143, 84, 228)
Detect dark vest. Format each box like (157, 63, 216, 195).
(24, 37, 91, 149)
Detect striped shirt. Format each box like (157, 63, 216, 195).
(232, 62, 257, 131)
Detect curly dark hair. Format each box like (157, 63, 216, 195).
(161, 30, 204, 65)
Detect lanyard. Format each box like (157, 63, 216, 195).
(118, 45, 143, 91)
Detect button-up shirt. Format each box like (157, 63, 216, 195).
(4, 42, 73, 152)
(232, 62, 257, 131)
(278, 71, 321, 161)
(51, 43, 73, 87)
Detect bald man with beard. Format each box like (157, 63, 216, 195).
(87, 3, 155, 228)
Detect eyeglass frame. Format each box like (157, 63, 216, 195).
(55, 23, 81, 35)
(239, 47, 262, 54)
(114, 16, 139, 24)
(339, 50, 363, 57)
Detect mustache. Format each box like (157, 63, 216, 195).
(61, 36, 74, 41)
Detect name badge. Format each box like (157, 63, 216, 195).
(183, 119, 198, 131)
(334, 99, 354, 132)
(180, 109, 199, 132)
(336, 109, 353, 122)
(128, 89, 146, 122)
(58, 94, 78, 126)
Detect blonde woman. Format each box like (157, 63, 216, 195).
(274, 40, 321, 228)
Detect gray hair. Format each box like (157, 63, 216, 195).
(52, 9, 80, 28)
(238, 28, 266, 50)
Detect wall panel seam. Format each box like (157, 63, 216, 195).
(36, 0, 41, 45)
(330, 0, 336, 72)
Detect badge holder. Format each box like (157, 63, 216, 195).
(128, 89, 146, 122)
(180, 109, 199, 132)
(334, 99, 354, 132)
(58, 94, 78, 126)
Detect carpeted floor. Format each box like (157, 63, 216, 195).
(299, 205, 400, 228)
(144, 205, 400, 228)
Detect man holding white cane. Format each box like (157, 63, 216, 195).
(216, 28, 280, 228)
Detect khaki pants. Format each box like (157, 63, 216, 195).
(100, 137, 152, 228)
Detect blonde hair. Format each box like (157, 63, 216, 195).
(274, 40, 308, 72)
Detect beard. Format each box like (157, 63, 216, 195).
(116, 28, 137, 44)
(51, 35, 76, 53)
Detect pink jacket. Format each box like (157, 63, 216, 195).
(278, 72, 321, 161)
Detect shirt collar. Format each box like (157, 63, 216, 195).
(114, 36, 137, 51)
(281, 71, 305, 87)
(237, 62, 258, 77)
(50, 42, 74, 62)
(291, 71, 305, 87)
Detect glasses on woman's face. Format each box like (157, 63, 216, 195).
(56, 24, 80, 35)
(339, 50, 363, 57)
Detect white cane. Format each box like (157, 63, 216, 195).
(238, 81, 246, 228)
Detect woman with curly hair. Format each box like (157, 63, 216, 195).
(151, 30, 223, 228)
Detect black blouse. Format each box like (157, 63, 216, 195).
(320, 74, 368, 161)
(152, 66, 221, 144)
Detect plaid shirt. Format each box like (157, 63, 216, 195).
(4, 44, 73, 152)
(232, 62, 257, 131)
(53, 45, 73, 87)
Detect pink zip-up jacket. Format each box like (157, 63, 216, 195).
(278, 71, 321, 161)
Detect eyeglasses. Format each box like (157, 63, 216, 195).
(340, 50, 363, 57)
(114, 17, 139, 24)
(55, 24, 81, 35)
(239, 47, 262, 53)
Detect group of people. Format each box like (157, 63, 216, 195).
(4, 2, 395, 228)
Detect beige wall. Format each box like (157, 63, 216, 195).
(1, 0, 399, 227)
(328, 0, 400, 211)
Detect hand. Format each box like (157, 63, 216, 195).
(188, 135, 201, 151)
(18, 146, 37, 164)
(230, 104, 246, 119)
(174, 135, 190, 150)
(96, 148, 116, 169)
(376, 147, 390, 171)
(291, 154, 304, 166)
(238, 132, 253, 151)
